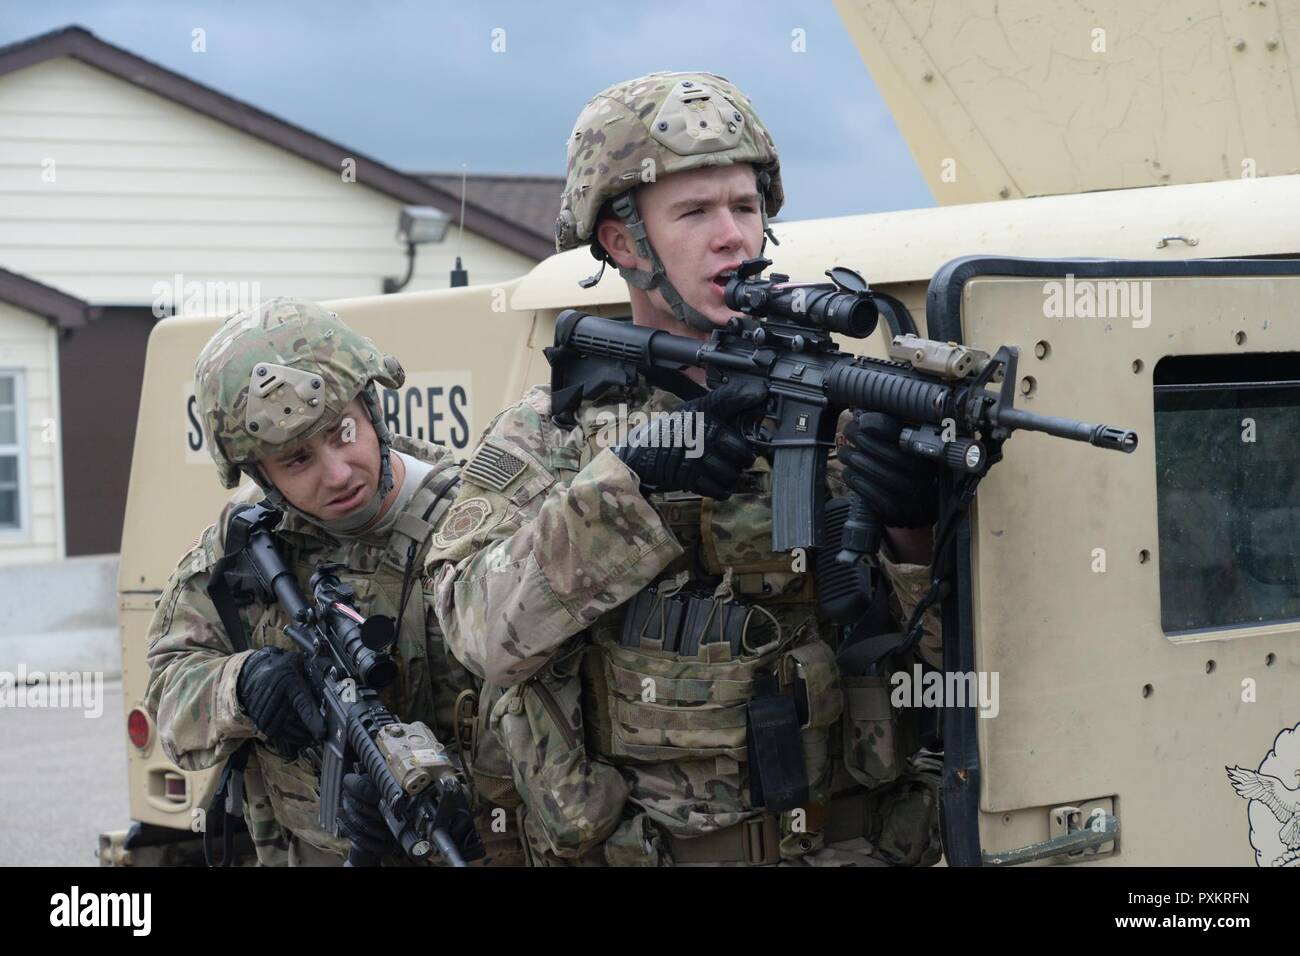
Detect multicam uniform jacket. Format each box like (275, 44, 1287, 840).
(144, 434, 519, 865)
(428, 379, 944, 866)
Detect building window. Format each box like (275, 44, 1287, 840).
(0, 371, 23, 531)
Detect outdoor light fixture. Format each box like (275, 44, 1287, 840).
(398, 205, 452, 244)
(383, 205, 451, 293)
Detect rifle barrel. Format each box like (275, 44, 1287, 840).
(996, 407, 1138, 452)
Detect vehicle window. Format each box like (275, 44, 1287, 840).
(1154, 354, 1300, 634)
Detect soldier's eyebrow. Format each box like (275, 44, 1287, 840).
(666, 190, 760, 215)
(272, 425, 335, 463)
(271, 444, 308, 464)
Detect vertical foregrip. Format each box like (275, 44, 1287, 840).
(835, 493, 883, 567)
(828, 360, 951, 424)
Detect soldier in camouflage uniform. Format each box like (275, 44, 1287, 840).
(428, 73, 944, 866)
(144, 297, 518, 866)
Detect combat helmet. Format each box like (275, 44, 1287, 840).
(194, 297, 405, 532)
(555, 71, 783, 331)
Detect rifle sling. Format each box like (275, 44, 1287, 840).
(641, 365, 706, 402)
(203, 739, 252, 867)
(202, 506, 262, 867)
(392, 471, 462, 727)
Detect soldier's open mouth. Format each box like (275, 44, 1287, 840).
(711, 264, 740, 287)
(709, 273, 731, 299)
(328, 485, 366, 510)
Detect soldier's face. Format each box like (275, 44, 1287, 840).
(635, 164, 765, 327)
(260, 397, 382, 519)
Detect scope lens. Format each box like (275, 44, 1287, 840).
(811, 292, 877, 338)
(360, 615, 396, 652)
(358, 651, 397, 690)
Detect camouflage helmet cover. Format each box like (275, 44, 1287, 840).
(195, 297, 404, 488)
(555, 71, 783, 253)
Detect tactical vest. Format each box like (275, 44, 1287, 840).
(226, 444, 467, 859)
(497, 384, 851, 858)
(581, 462, 844, 814)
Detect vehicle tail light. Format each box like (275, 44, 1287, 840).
(127, 708, 151, 749)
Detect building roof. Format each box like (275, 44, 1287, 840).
(414, 173, 565, 249)
(0, 26, 555, 261)
(0, 269, 88, 330)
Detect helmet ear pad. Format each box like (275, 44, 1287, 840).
(213, 454, 243, 490)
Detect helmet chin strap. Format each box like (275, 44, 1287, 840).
(604, 187, 780, 335)
(609, 192, 717, 334)
(243, 385, 398, 537)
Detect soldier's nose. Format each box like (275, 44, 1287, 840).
(320, 449, 352, 488)
(713, 211, 744, 251)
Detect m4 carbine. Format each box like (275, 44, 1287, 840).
(547, 256, 1138, 568)
(219, 501, 484, 867)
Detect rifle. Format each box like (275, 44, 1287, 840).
(219, 501, 484, 867)
(545, 256, 1138, 661)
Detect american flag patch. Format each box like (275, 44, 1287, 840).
(463, 440, 527, 492)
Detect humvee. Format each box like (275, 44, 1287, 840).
(99, 170, 1300, 865)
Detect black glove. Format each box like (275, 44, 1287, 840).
(615, 379, 767, 500)
(337, 770, 396, 860)
(235, 646, 326, 753)
(838, 412, 940, 528)
(435, 778, 486, 863)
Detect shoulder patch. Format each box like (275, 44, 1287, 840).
(185, 524, 220, 578)
(433, 497, 494, 548)
(463, 437, 527, 493)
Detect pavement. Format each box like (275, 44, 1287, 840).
(0, 677, 130, 866)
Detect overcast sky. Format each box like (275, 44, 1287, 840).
(0, 0, 935, 221)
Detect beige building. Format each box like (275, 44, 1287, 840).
(0, 26, 562, 562)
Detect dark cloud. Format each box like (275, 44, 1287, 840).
(0, 0, 934, 220)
